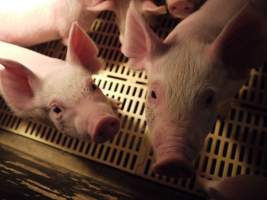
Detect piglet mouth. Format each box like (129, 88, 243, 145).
(152, 145, 195, 177)
(151, 132, 196, 177)
(90, 115, 120, 143)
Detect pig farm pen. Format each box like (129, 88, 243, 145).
(0, 11, 267, 199)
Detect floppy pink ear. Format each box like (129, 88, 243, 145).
(208, 2, 267, 80)
(86, 0, 114, 12)
(121, 1, 165, 70)
(0, 58, 41, 113)
(66, 22, 103, 74)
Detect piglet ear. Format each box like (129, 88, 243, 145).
(86, 0, 114, 12)
(121, 1, 165, 70)
(0, 58, 41, 113)
(141, 1, 167, 15)
(208, 2, 267, 80)
(66, 22, 103, 74)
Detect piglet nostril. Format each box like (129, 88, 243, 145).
(152, 156, 194, 178)
(93, 116, 120, 143)
(168, 1, 194, 18)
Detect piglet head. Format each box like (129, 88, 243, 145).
(47, 22, 120, 142)
(0, 22, 120, 143)
(122, 2, 267, 176)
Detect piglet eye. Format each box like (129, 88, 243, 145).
(204, 89, 216, 108)
(151, 90, 157, 99)
(52, 106, 62, 114)
(91, 83, 98, 91)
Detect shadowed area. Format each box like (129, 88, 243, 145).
(0, 145, 134, 200)
(0, 131, 203, 200)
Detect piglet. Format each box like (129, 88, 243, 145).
(122, 0, 267, 176)
(0, 22, 120, 143)
(166, 0, 205, 19)
(0, 0, 113, 46)
(199, 175, 267, 200)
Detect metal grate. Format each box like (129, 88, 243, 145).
(0, 11, 267, 197)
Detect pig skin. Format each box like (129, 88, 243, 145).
(199, 175, 267, 200)
(0, 0, 114, 46)
(103, 0, 167, 43)
(0, 0, 166, 47)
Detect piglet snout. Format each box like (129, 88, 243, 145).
(152, 151, 194, 177)
(91, 115, 120, 143)
(152, 130, 195, 177)
(168, 0, 195, 18)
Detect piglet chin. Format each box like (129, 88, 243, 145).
(90, 115, 120, 143)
